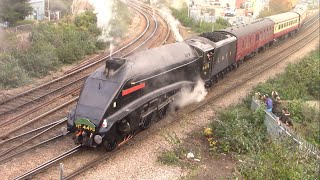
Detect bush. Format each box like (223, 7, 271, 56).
(16, 42, 60, 77)
(0, 54, 29, 88)
(255, 50, 320, 100)
(239, 140, 318, 179)
(211, 105, 267, 154)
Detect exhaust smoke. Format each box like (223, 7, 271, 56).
(159, 6, 183, 42)
(72, 0, 114, 41)
(171, 79, 207, 111)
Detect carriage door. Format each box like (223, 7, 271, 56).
(201, 51, 212, 80)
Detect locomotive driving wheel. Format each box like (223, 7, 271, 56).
(140, 114, 153, 130)
(103, 139, 117, 151)
(158, 105, 169, 119)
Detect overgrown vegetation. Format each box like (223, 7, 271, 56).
(0, 10, 103, 88)
(255, 51, 320, 100)
(254, 50, 320, 148)
(210, 106, 267, 154)
(239, 140, 318, 179)
(0, 0, 33, 26)
(171, 4, 231, 32)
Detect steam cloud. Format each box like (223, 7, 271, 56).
(150, 0, 184, 42)
(159, 6, 183, 42)
(72, 0, 114, 41)
(171, 79, 208, 110)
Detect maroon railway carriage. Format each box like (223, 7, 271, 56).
(220, 18, 274, 63)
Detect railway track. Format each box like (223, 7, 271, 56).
(14, 13, 319, 179)
(0, 1, 171, 141)
(0, 0, 168, 122)
(0, 2, 172, 177)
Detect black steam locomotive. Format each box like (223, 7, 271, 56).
(67, 32, 236, 150)
(67, 5, 307, 151)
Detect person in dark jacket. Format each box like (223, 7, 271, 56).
(279, 108, 291, 124)
(272, 96, 282, 116)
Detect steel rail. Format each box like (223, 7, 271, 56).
(0, 118, 66, 145)
(14, 145, 81, 180)
(133, 0, 170, 46)
(0, 118, 67, 158)
(0, 134, 65, 163)
(123, 1, 159, 56)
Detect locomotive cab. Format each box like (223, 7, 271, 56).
(186, 32, 237, 87)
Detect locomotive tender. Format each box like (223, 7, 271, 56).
(67, 7, 307, 151)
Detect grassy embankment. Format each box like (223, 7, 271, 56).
(158, 50, 319, 179)
(0, 1, 131, 89)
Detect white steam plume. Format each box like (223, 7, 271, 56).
(150, 0, 183, 42)
(88, 0, 113, 41)
(159, 6, 183, 42)
(72, 0, 114, 42)
(171, 79, 207, 111)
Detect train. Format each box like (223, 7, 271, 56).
(66, 6, 308, 151)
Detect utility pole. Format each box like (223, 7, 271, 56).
(48, 0, 50, 21)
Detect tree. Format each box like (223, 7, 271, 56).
(0, 0, 33, 26)
(259, 0, 297, 18)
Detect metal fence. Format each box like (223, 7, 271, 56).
(251, 97, 319, 157)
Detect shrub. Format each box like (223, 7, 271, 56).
(0, 54, 29, 88)
(16, 42, 60, 77)
(211, 105, 267, 154)
(239, 140, 318, 179)
(255, 50, 320, 100)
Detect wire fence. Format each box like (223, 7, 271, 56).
(250, 97, 319, 157)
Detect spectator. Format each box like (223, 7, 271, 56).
(271, 91, 279, 101)
(279, 108, 291, 124)
(272, 96, 282, 116)
(254, 92, 262, 100)
(286, 118, 293, 127)
(264, 94, 273, 112)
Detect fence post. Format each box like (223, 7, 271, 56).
(60, 163, 64, 180)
